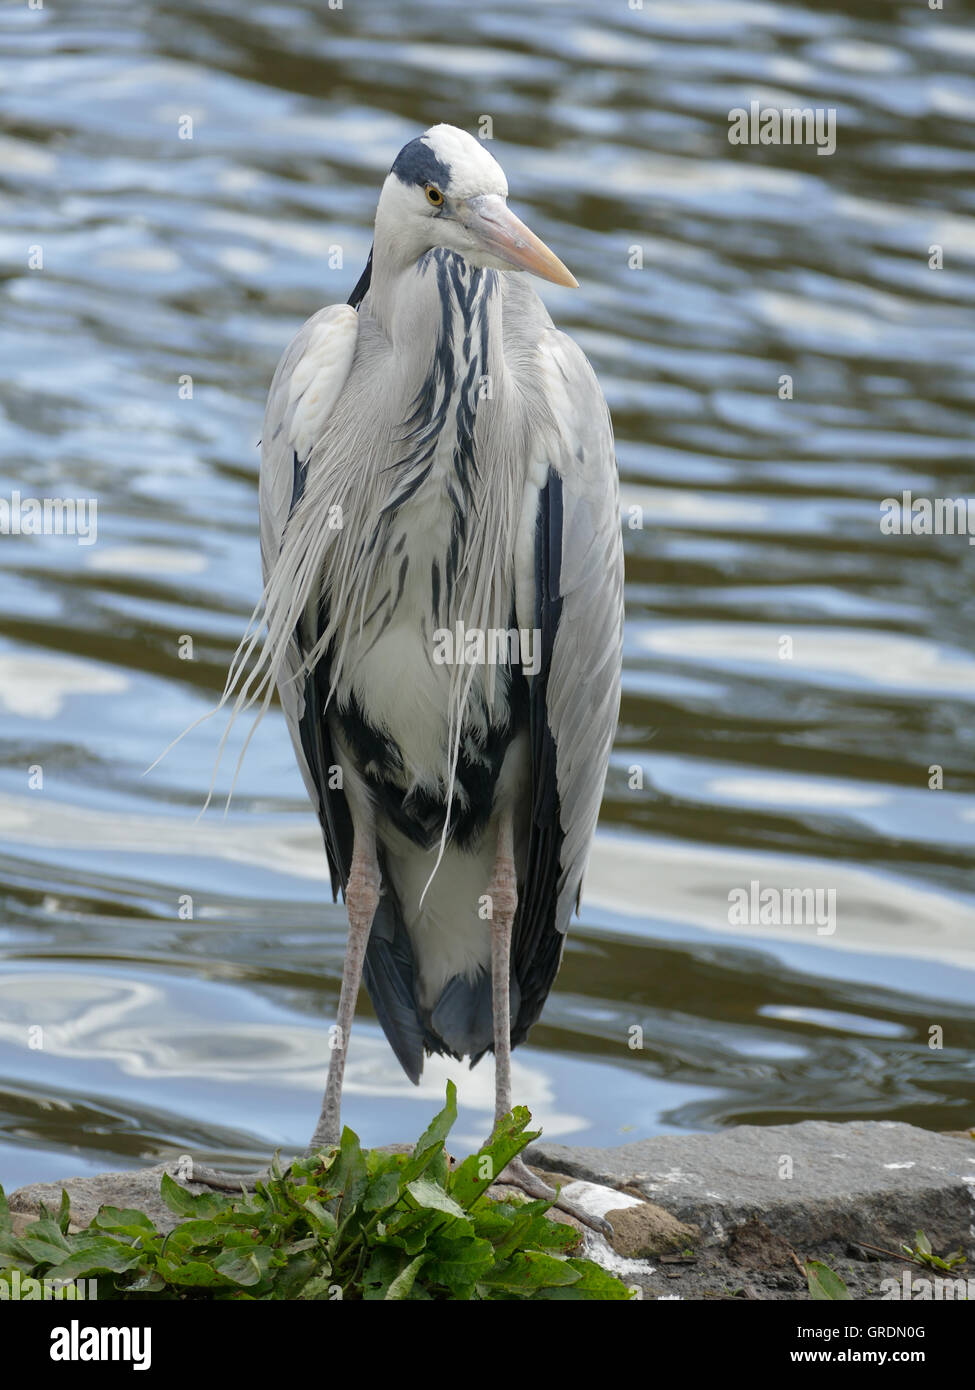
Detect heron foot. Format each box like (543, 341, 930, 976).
(495, 1155, 614, 1239)
(185, 1163, 275, 1192)
(179, 1140, 341, 1193)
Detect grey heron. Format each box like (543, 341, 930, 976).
(200, 125, 624, 1232)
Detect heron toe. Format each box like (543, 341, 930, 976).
(494, 1154, 614, 1239)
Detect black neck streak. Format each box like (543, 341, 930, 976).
(385, 249, 496, 540)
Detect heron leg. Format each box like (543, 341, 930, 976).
(488, 810, 519, 1129)
(486, 812, 613, 1239)
(185, 820, 380, 1193)
(305, 821, 380, 1154)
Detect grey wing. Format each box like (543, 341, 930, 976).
(259, 304, 359, 898)
(260, 301, 427, 1083)
(511, 329, 624, 1045)
(260, 304, 359, 581)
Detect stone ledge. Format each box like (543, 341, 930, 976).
(8, 1163, 216, 1236)
(526, 1120, 975, 1250)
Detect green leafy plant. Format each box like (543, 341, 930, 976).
(804, 1227, 968, 1300)
(804, 1259, 851, 1300)
(0, 1083, 630, 1301)
(900, 1230, 966, 1272)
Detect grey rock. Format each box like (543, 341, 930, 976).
(604, 1202, 699, 1259)
(526, 1121, 975, 1250)
(8, 1162, 213, 1235)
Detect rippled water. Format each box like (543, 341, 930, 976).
(1, 0, 974, 1190)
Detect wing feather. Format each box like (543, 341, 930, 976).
(259, 304, 359, 897)
(512, 330, 624, 1043)
(259, 296, 425, 1083)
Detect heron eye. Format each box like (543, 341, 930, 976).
(425, 184, 444, 207)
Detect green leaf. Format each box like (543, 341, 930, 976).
(302, 1197, 338, 1235)
(0, 1186, 10, 1240)
(298, 1274, 338, 1300)
(361, 1244, 403, 1300)
(15, 1234, 75, 1266)
(806, 1260, 852, 1301)
(0, 1240, 36, 1275)
(17, 1215, 71, 1257)
(160, 1173, 232, 1219)
(57, 1189, 72, 1237)
(385, 1253, 428, 1300)
(292, 1150, 338, 1187)
(423, 1234, 495, 1294)
(365, 1147, 406, 1179)
(274, 1252, 322, 1299)
(382, 1208, 435, 1256)
(488, 1211, 538, 1263)
(529, 1216, 582, 1254)
(413, 1081, 458, 1157)
(154, 1258, 224, 1288)
(280, 1236, 317, 1256)
(915, 1230, 932, 1257)
(94, 1207, 159, 1236)
(330, 1127, 369, 1224)
(213, 1245, 273, 1287)
(362, 1171, 403, 1214)
(400, 1082, 457, 1183)
(449, 1107, 539, 1210)
(162, 1218, 226, 1256)
(405, 1179, 466, 1219)
(46, 1238, 146, 1281)
(479, 1249, 580, 1293)
(534, 1258, 634, 1300)
(424, 1143, 450, 1188)
(479, 1200, 576, 1261)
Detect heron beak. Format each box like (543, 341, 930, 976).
(461, 194, 578, 288)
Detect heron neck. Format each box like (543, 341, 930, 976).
(360, 248, 512, 571)
(367, 245, 501, 360)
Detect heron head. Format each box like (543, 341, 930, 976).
(376, 124, 578, 288)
